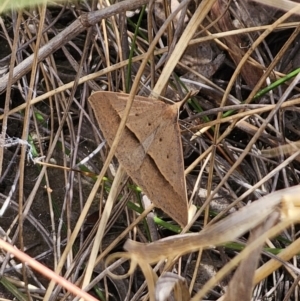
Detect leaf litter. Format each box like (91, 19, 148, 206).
(1, 0, 300, 300)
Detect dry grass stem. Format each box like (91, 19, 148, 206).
(1, 0, 300, 300)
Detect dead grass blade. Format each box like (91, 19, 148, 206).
(253, 0, 300, 14)
(261, 140, 300, 157)
(0, 238, 98, 301)
(155, 272, 190, 301)
(152, 0, 216, 96)
(104, 186, 300, 300)
(0, 0, 150, 94)
(223, 211, 280, 301)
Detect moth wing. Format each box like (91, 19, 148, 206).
(89, 91, 188, 225)
(108, 92, 167, 144)
(146, 105, 187, 203)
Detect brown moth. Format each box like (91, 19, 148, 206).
(88, 91, 188, 226)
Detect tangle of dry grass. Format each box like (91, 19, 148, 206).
(0, 0, 300, 300)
